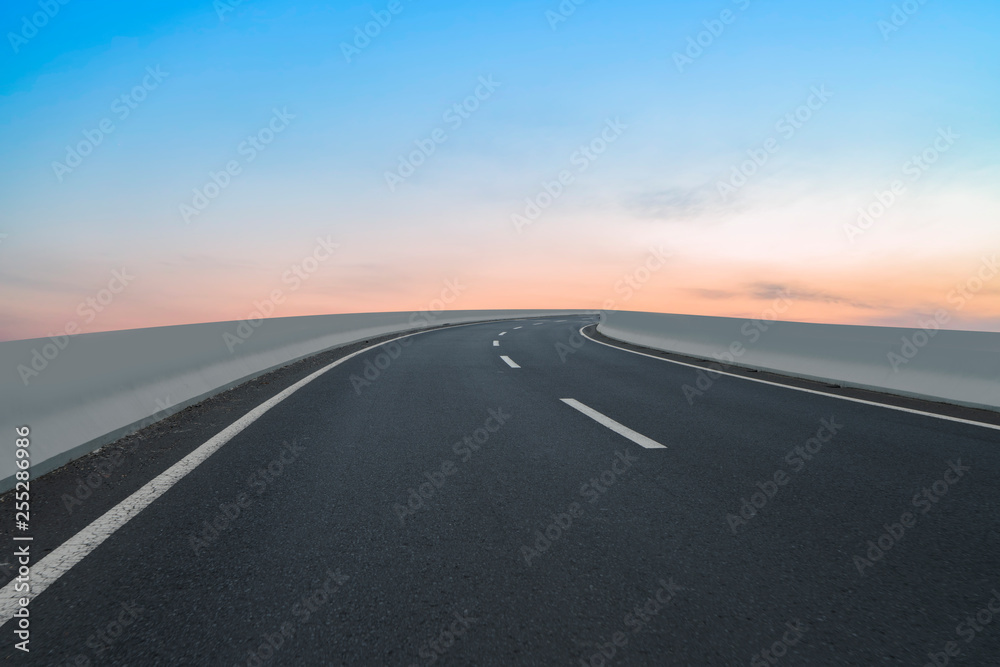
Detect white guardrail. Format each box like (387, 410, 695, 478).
(598, 310, 1000, 413)
(0, 310, 584, 491)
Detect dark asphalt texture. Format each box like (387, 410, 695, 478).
(3, 315, 1000, 666)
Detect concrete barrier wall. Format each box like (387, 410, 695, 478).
(598, 310, 1000, 412)
(0, 310, 582, 491)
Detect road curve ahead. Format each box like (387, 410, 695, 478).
(3, 315, 1000, 665)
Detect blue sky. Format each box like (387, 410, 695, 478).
(1, 0, 998, 340)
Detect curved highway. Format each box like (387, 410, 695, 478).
(2, 315, 999, 665)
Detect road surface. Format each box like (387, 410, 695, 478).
(2, 315, 999, 665)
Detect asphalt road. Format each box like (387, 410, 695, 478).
(3, 314, 1000, 666)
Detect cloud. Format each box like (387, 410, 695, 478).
(622, 184, 723, 222)
(0, 267, 95, 296)
(748, 282, 879, 310)
(685, 288, 738, 300)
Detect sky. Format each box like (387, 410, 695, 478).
(1, 0, 998, 341)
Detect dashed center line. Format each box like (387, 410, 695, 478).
(513, 326, 522, 330)
(500, 355, 521, 369)
(560, 398, 666, 449)
(493, 341, 499, 347)
(499, 332, 507, 336)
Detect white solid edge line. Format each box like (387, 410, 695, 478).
(493, 341, 499, 347)
(0, 320, 503, 627)
(560, 398, 666, 449)
(500, 355, 521, 369)
(580, 326, 1000, 432)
